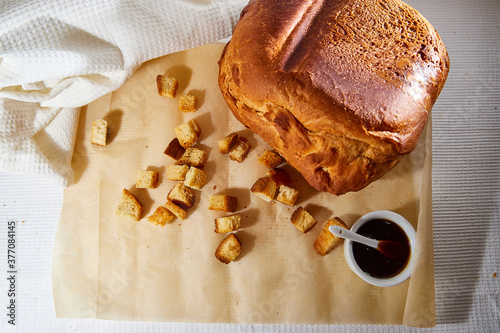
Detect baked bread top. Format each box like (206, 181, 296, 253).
(218, 0, 449, 195)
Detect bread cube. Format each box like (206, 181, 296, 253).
(136, 170, 159, 189)
(215, 215, 241, 234)
(167, 182, 196, 210)
(175, 119, 201, 148)
(164, 138, 186, 160)
(215, 233, 242, 264)
(166, 164, 190, 181)
(314, 217, 348, 256)
(208, 195, 237, 212)
(229, 137, 251, 162)
(267, 168, 293, 186)
(290, 207, 317, 233)
(156, 74, 178, 98)
(257, 150, 283, 169)
(115, 189, 143, 221)
(250, 176, 277, 202)
(147, 206, 175, 226)
(184, 167, 207, 190)
(91, 119, 107, 146)
(179, 94, 196, 113)
(218, 133, 238, 154)
(164, 200, 187, 220)
(177, 147, 208, 168)
(276, 185, 299, 206)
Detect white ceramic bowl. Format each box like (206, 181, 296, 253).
(343, 210, 417, 287)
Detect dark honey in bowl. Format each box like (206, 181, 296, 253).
(352, 218, 411, 279)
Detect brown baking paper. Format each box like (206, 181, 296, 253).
(52, 43, 435, 327)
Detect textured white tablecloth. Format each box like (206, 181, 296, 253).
(1, 0, 499, 332)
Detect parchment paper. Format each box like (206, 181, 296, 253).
(52, 43, 434, 327)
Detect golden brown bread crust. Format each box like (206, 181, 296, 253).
(218, 0, 449, 195)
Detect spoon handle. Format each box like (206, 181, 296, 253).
(329, 225, 379, 249)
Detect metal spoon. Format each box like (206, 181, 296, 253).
(329, 225, 406, 260)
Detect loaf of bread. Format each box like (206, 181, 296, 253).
(218, 0, 449, 195)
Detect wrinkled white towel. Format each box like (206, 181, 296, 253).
(0, 0, 245, 186)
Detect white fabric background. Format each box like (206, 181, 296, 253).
(0, 0, 499, 332)
(0, 0, 244, 186)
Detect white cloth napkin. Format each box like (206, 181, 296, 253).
(0, 0, 246, 186)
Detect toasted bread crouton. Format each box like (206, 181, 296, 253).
(184, 167, 207, 190)
(116, 189, 143, 221)
(175, 119, 201, 148)
(257, 150, 283, 169)
(91, 119, 107, 146)
(290, 207, 317, 233)
(267, 168, 293, 186)
(177, 147, 208, 168)
(314, 217, 348, 256)
(147, 206, 175, 226)
(164, 138, 186, 160)
(218, 133, 238, 154)
(156, 74, 178, 98)
(167, 182, 196, 210)
(215, 233, 242, 264)
(179, 94, 196, 113)
(136, 170, 160, 189)
(166, 164, 190, 181)
(229, 137, 251, 162)
(251, 176, 277, 202)
(208, 195, 237, 212)
(164, 200, 187, 220)
(276, 185, 299, 206)
(215, 215, 241, 234)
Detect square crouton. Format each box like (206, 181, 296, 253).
(179, 94, 197, 113)
(167, 164, 190, 181)
(215, 215, 241, 234)
(215, 233, 242, 264)
(116, 189, 143, 221)
(208, 195, 237, 212)
(164, 138, 186, 160)
(276, 185, 299, 206)
(156, 74, 178, 98)
(314, 217, 348, 256)
(167, 182, 196, 210)
(229, 137, 251, 162)
(164, 200, 187, 220)
(257, 150, 283, 169)
(91, 119, 107, 146)
(177, 147, 208, 168)
(267, 168, 293, 186)
(251, 176, 277, 202)
(175, 119, 201, 148)
(147, 206, 175, 226)
(184, 167, 207, 190)
(218, 133, 238, 154)
(290, 207, 317, 233)
(136, 170, 159, 189)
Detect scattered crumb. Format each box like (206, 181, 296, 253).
(493, 273, 497, 278)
